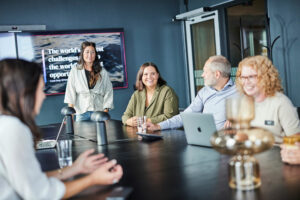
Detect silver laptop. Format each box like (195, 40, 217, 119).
(181, 113, 217, 147)
(36, 117, 66, 149)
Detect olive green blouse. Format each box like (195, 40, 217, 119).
(122, 85, 179, 124)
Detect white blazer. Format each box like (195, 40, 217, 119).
(64, 65, 114, 114)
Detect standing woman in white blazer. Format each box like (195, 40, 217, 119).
(64, 41, 114, 121)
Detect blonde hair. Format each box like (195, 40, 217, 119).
(236, 55, 283, 97)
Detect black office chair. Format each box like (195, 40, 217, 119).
(297, 107, 300, 119)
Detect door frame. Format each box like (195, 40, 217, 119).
(182, 10, 221, 100)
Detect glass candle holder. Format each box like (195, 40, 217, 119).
(226, 95, 255, 129)
(211, 96, 274, 190)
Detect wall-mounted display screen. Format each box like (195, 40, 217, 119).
(0, 29, 128, 95)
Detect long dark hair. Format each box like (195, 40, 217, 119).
(78, 41, 102, 87)
(135, 62, 166, 91)
(0, 59, 42, 144)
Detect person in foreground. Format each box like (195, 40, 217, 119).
(147, 55, 237, 131)
(122, 62, 179, 126)
(235, 55, 300, 144)
(64, 41, 113, 121)
(0, 59, 123, 199)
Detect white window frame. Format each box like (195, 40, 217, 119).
(177, 9, 221, 100)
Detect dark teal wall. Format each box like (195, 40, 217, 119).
(2, 0, 299, 125)
(0, 0, 189, 125)
(268, 0, 300, 106)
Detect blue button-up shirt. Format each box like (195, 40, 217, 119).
(159, 79, 237, 130)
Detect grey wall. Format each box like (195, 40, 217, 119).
(179, 0, 300, 106)
(0, 0, 189, 125)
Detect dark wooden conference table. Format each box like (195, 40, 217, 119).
(36, 120, 300, 200)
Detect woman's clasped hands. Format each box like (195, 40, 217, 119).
(73, 149, 123, 184)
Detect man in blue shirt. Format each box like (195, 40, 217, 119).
(147, 55, 237, 131)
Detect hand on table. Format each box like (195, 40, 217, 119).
(146, 122, 161, 131)
(90, 159, 123, 185)
(280, 143, 300, 165)
(223, 120, 232, 129)
(126, 116, 138, 127)
(73, 149, 108, 174)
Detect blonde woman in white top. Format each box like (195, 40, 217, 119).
(64, 41, 114, 121)
(0, 59, 122, 199)
(236, 55, 300, 143)
(236, 56, 300, 165)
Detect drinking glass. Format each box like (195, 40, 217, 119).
(57, 140, 73, 168)
(283, 135, 300, 148)
(137, 116, 147, 133)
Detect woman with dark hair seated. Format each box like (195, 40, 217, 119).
(0, 59, 122, 199)
(122, 62, 179, 126)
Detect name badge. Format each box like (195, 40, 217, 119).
(265, 120, 274, 126)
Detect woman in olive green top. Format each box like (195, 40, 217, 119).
(122, 62, 179, 126)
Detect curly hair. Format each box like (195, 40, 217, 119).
(236, 55, 283, 97)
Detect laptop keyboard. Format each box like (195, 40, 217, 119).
(36, 140, 57, 149)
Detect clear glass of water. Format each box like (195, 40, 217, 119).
(137, 116, 147, 133)
(57, 140, 73, 168)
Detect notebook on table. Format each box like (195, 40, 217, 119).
(180, 113, 217, 147)
(36, 117, 66, 150)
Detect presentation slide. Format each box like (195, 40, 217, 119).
(14, 29, 127, 95)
